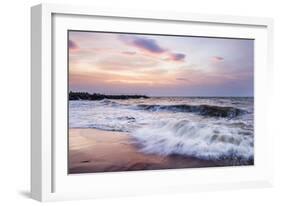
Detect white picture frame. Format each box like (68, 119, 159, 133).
(31, 3, 274, 202)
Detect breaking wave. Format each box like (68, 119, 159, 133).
(93, 99, 247, 118)
(136, 104, 246, 118)
(132, 119, 253, 161)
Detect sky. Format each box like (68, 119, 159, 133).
(68, 31, 254, 97)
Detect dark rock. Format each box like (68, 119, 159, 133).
(69, 91, 149, 101)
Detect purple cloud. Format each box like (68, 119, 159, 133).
(120, 35, 166, 54)
(119, 35, 186, 62)
(69, 40, 79, 51)
(169, 53, 186, 61)
(132, 37, 166, 53)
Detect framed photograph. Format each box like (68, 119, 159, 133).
(31, 3, 274, 201)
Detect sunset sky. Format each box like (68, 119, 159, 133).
(69, 31, 254, 97)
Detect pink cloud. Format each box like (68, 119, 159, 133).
(122, 51, 137, 55)
(211, 56, 224, 62)
(165, 53, 186, 62)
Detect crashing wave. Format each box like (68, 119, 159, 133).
(131, 119, 253, 162)
(136, 104, 246, 118)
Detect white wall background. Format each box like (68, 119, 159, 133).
(0, 0, 280, 205)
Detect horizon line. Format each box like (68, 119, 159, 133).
(68, 91, 253, 98)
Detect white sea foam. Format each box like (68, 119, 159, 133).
(131, 119, 253, 160)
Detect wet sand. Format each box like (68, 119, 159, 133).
(69, 128, 220, 174)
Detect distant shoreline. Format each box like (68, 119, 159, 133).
(69, 91, 149, 101)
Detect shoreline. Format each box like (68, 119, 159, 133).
(69, 128, 227, 174)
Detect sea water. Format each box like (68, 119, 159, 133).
(69, 97, 254, 163)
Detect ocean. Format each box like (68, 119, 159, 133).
(69, 97, 254, 164)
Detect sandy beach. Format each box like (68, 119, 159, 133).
(69, 128, 219, 174)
